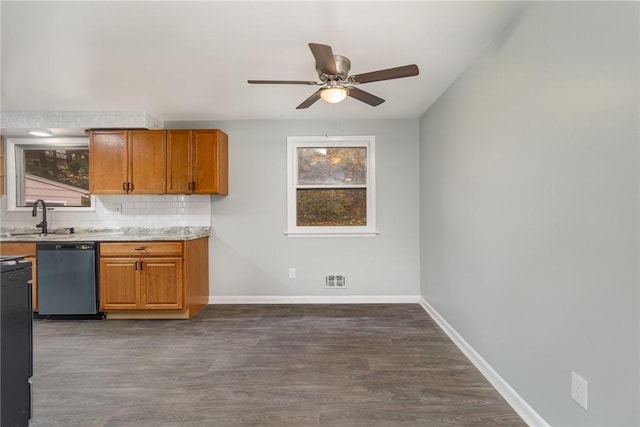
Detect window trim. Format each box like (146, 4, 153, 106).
(286, 135, 377, 237)
(5, 137, 95, 212)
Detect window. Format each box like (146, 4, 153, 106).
(287, 136, 376, 237)
(5, 137, 94, 211)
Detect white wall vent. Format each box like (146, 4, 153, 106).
(324, 274, 347, 289)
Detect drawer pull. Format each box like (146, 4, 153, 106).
(135, 247, 146, 251)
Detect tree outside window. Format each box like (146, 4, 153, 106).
(287, 136, 376, 237)
(5, 138, 93, 211)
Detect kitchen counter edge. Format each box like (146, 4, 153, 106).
(0, 230, 210, 243)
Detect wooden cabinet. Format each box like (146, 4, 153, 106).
(88, 131, 127, 194)
(99, 238, 208, 319)
(129, 131, 167, 194)
(99, 258, 138, 309)
(100, 257, 183, 310)
(89, 128, 227, 195)
(89, 130, 166, 194)
(139, 257, 183, 309)
(166, 129, 228, 195)
(0, 243, 38, 311)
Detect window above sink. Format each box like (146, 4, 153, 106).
(5, 137, 95, 212)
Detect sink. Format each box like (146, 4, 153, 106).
(0, 232, 46, 238)
(0, 232, 72, 238)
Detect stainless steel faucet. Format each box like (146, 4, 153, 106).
(32, 199, 48, 234)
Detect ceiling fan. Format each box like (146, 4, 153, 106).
(248, 43, 419, 109)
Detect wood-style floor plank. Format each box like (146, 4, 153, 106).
(29, 304, 526, 426)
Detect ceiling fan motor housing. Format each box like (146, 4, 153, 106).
(317, 54, 351, 82)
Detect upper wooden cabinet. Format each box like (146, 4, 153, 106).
(166, 129, 228, 195)
(89, 130, 166, 194)
(90, 129, 227, 195)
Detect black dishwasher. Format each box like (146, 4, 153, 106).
(36, 242, 101, 318)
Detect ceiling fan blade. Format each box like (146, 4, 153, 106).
(350, 64, 419, 84)
(296, 90, 322, 109)
(248, 80, 319, 85)
(309, 43, 337, 76)
(347, 87, 385, 106)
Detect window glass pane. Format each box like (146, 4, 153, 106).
(297, 147, 366, 185)
(297, 188, 367, 226)
(20, 148, 90, 207)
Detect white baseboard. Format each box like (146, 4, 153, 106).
(209, 295, 421, 304)
(418, 297, 549, 427)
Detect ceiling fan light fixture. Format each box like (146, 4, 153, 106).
(320, 86, 348, 104)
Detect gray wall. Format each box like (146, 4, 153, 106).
(167, 119, 421, 298)
(419, 2, 639, 426)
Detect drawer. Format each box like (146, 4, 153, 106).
(0, 242, 37, 256)
(100, 242, 183, 257)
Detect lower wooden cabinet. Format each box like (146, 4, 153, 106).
(0, 237, 209, 319)
(0, 243, 38, 311)
(99, 238, 208, 319)
(100, 257, 183, 310)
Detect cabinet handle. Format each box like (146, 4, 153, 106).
(192, 181, 196, 191)
(123, 182, 127, 191)
(135, 261, 139, 271)
(139, 261, 144, 271)
(128, 182, 133, 191)
(188, 182, 192, 190)
(135, 247, 146, 251)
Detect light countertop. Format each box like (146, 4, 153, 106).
(0, 227, 210, 243)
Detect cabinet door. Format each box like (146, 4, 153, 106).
(89, 131, 128, 194)
(128, 130, 166, 194)
(193, 130, 228, 195)
(139, 257, 183, 309)
(166, 130, 192, 194)
(100, 258, 138, 310)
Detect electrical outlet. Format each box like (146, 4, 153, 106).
(571, 371, 588, 410)
(288, 268, 296, 279)
(111, 203, 122, 213)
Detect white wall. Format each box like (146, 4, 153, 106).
(420, 2, 639, 426)
(167, 119, 421, 299)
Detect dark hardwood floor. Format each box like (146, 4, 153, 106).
(30, 304, 526, 426)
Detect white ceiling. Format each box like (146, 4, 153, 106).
(1, 1, 526, 123)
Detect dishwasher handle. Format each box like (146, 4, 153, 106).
(37, 242, 96, 251)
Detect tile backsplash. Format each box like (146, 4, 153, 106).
(0, 194, 211, 229)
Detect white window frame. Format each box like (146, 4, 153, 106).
(5, 137, 95, 212)
(286, 135, 377, 237)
